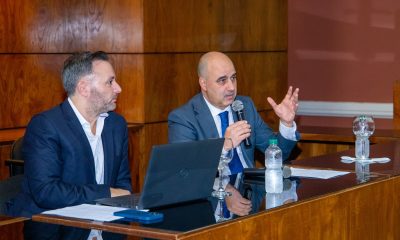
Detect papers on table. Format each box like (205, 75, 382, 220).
(290, 167, 350, 179)
(42, 204, 128, 222)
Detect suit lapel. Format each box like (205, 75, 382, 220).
(191, 94, 254, 167)
(102, 119, 113, 184)
(192, 94, 220, 139)
(61, 100, 96, 181)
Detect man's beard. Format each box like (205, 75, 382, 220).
(89, 88, 116, 115)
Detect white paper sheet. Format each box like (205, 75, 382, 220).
(42, 204, 128, 222)
(290, 167, 350, 179)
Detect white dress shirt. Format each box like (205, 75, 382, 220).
(68, 98, 108, 240)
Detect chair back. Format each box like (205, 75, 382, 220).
(6, 137, 25, 177)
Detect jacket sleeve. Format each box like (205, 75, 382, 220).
(168, 109, 199, 143)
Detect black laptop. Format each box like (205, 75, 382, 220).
(96, 138, 224, 209)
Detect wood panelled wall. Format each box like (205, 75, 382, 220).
(0, 0, 288, 191)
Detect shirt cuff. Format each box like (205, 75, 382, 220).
(279, 120, 298, 141)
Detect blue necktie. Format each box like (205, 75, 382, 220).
(218, 111, 244, 218)
(219, 111, 244, 175)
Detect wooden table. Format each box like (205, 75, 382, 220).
(31, 141, 400, 239)
(0, 215, 26, 240)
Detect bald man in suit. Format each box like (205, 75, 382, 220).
(168, 51, 300, 217)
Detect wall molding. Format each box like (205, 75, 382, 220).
(297, 101, 393, 119)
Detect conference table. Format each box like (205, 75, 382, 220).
(30, 141, 400, 239)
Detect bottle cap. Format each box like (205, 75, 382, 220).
(269, 138, 278, 145)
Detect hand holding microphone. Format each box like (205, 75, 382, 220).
(231, 100, 252, 147)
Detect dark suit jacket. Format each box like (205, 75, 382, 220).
(168, 94, 298, 213)
(6, 100, 131, 239)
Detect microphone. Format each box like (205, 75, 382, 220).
(242, 165, 292, 178)
(282, 165, 292, 179)
(231, 100, 251, 147)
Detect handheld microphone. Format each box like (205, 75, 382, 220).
(231, 100, 251, 147)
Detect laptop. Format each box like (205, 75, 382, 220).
(96, 138, 224, 209)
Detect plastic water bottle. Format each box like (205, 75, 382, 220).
(265, 139, 283, 193)
(265, 138, 282, 169)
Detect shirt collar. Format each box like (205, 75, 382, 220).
(202, 95, 231, 117)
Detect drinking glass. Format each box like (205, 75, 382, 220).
(353, 115, 375, 159)
(212, 138, 234, 222)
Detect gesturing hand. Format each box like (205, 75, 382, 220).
(267, 86, 299, 127)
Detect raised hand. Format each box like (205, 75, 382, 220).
(267, 86, 299, 127)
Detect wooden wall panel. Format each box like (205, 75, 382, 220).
(143, 54, 201, 123)
(0, 0, 288, 126)
(127, 125, 144, 193)
(394, 80, 400, 130)
(127, 123, 169, 193)
(111, 55, 145, 123)
(143, 0, 287, 52)
(0, 55, 66, 128)
(0, 0, 143, 53)
(1, 0, 287, 53)
(140, 123, 168, 188)
(231, 53, 288, 111)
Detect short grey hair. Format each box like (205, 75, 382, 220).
(61, 51, 109, 96)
